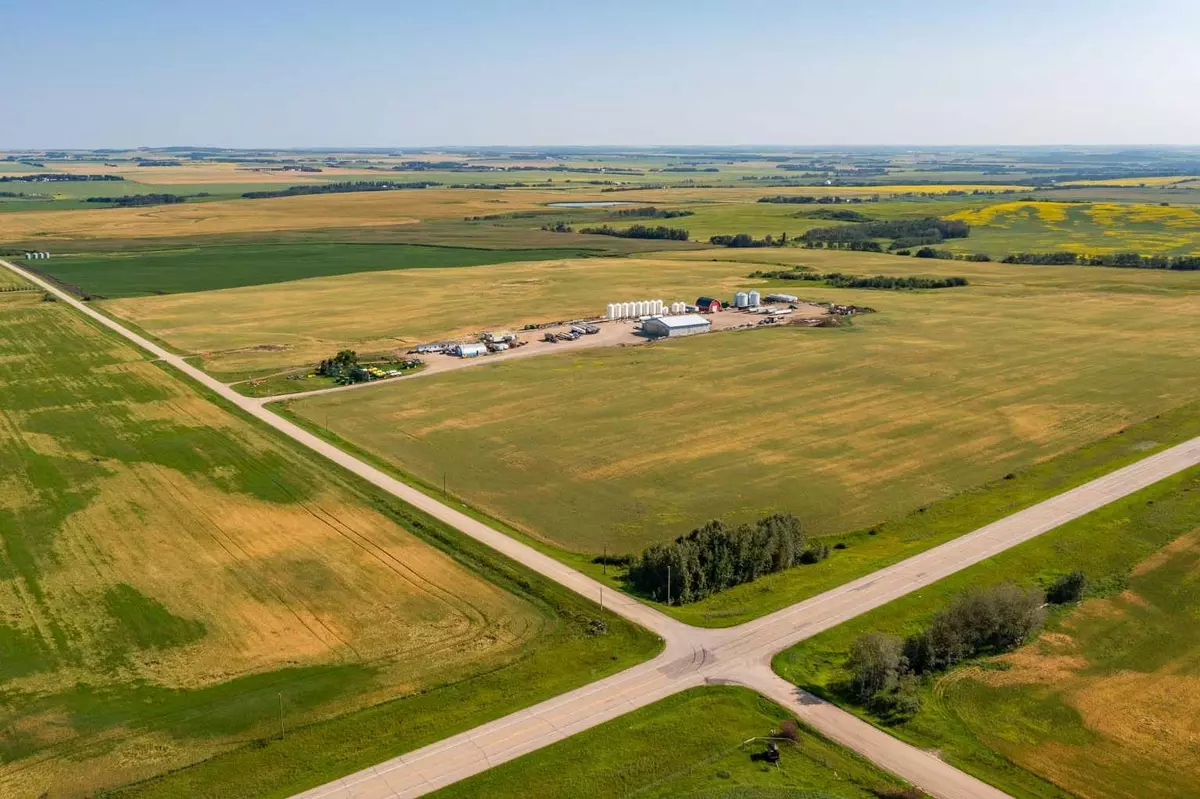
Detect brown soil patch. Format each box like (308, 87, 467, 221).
(1131, 528, 1200, 576)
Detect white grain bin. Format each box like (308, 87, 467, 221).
(621, 302, 632, 318)
(748, 290, 761, 307)
(735, 291, 749, 308)
(637, 300, 648, 316)
(607, 303, 617, 319)
(653, 299, 664, 315)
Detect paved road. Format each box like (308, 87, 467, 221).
(8, 258, 1200, 799)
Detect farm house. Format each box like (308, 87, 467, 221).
(642, 314, 711, 338)
(695, 296, 722, 313)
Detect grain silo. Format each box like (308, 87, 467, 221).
(748, 290, 761, 307)
(654, 299, 664, 315)
(734, 291, 749, 308)
(607, 303, 617, 319)
(621, 302, 633, 318)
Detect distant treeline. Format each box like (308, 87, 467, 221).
(241, 180, 440, 199)
(749, 267, 968, 290)
(609, 206, 695, 219)
(135, 159, 183, 167)
(803, 209, 872, 222)
(1001, 251, 1200, 270)
(627, 514, 829, 604)
(802, 217, 970, 250)
(578, 224, 689, 241)
(660, 166, 719, 173)
(758, 195, 875, 205)
(85, 193, 202, 207)
(709, 232, 790, 248)
(0, 174, 124, 183)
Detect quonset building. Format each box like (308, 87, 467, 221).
(642, 314, 711, 338)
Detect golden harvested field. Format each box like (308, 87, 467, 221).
(281, 251, 1200, 554)
(104, 255, 756, 375)
(0, 188, 600, 242)
(0, 291, 541, 796)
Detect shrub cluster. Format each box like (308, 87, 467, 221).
(315, 349, 369, 383)
(578, 224, 689, 241)
(609, 206, 694, 219)
(627, 514, 827, 604)
(86, 193, 188, 207)
(709, 232, 789, 248)
(803, 208, 873, 222)
(848, 583, 1046, 719)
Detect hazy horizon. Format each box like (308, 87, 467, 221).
(5, 0, 1199, 150)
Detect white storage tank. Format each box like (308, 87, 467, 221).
(607, 303, 617, 319)
(637, 300, 649, 316)
(653, 299, 664, 315)
(748, 290, 761, 307)
(621, 302, 632, 318)
(735, 292, 749, 308)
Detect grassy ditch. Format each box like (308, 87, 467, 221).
(429, 686, 915, 799)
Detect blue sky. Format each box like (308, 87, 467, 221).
(4, 0, 1199, 148)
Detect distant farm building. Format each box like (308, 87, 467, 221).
(695, 297, 722, 313)
(642, 314, 711, 338)
(455, 343, 488, 358)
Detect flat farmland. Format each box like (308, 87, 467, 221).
(103, 255, 755, 376)
(0, 290, 653, 797)
(32, 242, 596, 297)
(946, 200, 1200, 255)
(0, 187, 610, 242)
(284, 252, 1200, 556)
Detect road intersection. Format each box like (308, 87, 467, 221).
(7, 258, 1199, 799)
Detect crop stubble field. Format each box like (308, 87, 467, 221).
(282, 251, 1200, 555)
(0, 288, 655, 797)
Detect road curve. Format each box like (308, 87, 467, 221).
(7, 257, 1199, 799)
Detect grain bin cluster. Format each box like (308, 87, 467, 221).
(606, 300, 665, 319)
(733, 290, 761, 308)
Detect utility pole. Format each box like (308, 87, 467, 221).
(599, 586, 604, 615)
(602, 543, 607, 575)
(278, 693, 285, 740)
(667, 565, 671, 606)
(443, 472, 447, 497)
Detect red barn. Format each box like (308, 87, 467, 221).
(695, 296, 722, 313)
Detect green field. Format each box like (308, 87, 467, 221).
(0, 290, 657, 797)
(30, 243, 601, 297)
(772, 459, 1200, 799)
(283, 253, 1200, 559)
(430, 687, 912, 799)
